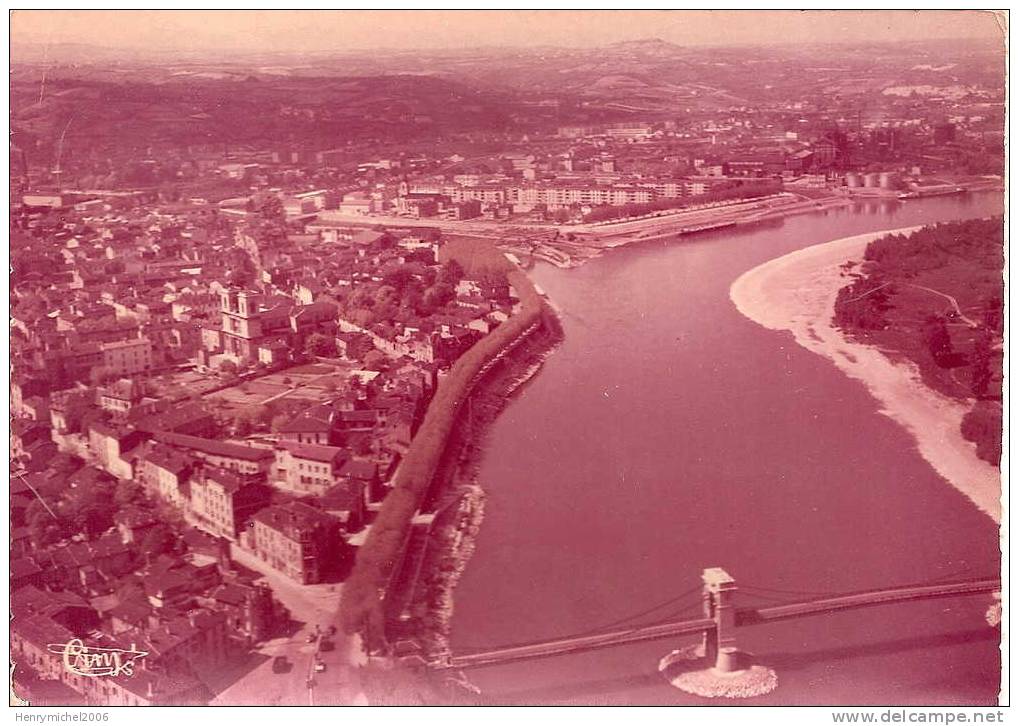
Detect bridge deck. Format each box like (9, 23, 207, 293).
(441, 578, 999, 671)
(447, 617, 714, 670)
(739, 578, 1001, 626)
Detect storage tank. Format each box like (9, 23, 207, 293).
(878, 172, 900, 189)
(845, 172, 862, 188)
(862, 172, 881, 188)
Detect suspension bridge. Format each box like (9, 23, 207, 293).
(432, 568, 1000, 677)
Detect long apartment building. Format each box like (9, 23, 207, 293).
(426, 179, 712, 211)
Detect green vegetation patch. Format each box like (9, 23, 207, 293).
(834, 217, 1004, 465)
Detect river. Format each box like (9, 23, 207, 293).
(448, 191, 1004, 706)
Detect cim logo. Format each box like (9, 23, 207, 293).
(46, 639, 149, 678)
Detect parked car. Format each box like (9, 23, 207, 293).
(314, 661, 326, 673)
(272, 656, 288, 673)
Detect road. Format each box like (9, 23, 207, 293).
(318, 210, 538, 239)
(211, 545, 368, 705)
(210, 627, 320, 706)
(905, 283, 979, 327)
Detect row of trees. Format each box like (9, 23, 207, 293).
(863, 217, 1004, 275)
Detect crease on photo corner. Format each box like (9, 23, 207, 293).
(11, 662, 31, 706)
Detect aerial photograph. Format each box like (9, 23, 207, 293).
(7, 9, 1006, 712)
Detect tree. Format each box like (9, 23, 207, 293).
(970, 330, 995, 399)
(153, 499, 186, 530)
(55, 479, 115, 540)
(26, 500, 63, 548)
(230, 403, 271, 436)
(114, 480, 143, 507)
(383, 267, 414, 292)
(141, 524, 177, 559)
(376, 285, 399, 306)
(228, 256, 257, 287)
(422, 282, 455, 312)
(402, 287, 424, 315)
(252, 196, 289, 249)
(363, 350, 388, 371)
(254, 405, 274, 427)
(961, 401, 1003, 466)
(233, 417, 254, 437)
(219, 359, 239, 376)
(353, 437, 374, 456)
(437, 259, 464, 286)
(257, 195, 285, 223)
(77, 505, 114, 540)
(922, 314, 953, 363)
(345, 334, 374, 361)
(983, 296, 1004, 336)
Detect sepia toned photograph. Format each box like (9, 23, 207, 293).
(7, 8, 1007, 713)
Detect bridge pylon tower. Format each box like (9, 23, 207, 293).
(701, 567, 741, 672)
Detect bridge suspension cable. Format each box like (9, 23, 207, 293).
(561, 583, 705, 640)
(456, 584, 706, 656)
(447, 608, 716, 670)
(739, 565, 994, 604)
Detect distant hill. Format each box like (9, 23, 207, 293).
(9, 35, 1004, 156)
(10, 73, 516, 155)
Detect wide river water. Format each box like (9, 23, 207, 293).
(449, 191, 1004, 705)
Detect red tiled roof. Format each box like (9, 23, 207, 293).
(156, 432, 272, 462)
(278, 441, 345, 464)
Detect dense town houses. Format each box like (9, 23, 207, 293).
(9, 188, 525, 702)
(9, 43, 1001, 701)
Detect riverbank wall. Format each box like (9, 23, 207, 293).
(338, 258, 562, 649)
(528, 194, 857, 267)
(398, 306, 563, 657)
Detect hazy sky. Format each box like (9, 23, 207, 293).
(10, 10, 1006, 54)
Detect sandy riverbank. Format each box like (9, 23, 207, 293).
(729, 227, 1001, 524)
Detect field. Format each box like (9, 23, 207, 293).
(203, 362, 357, 418)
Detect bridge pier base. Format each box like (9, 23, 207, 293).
(659, 567, 778, 699)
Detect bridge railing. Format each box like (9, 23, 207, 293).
(446, 617, 714, 670)
(440, 575, 1000, 672)
(737, 578, 1001, 626)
